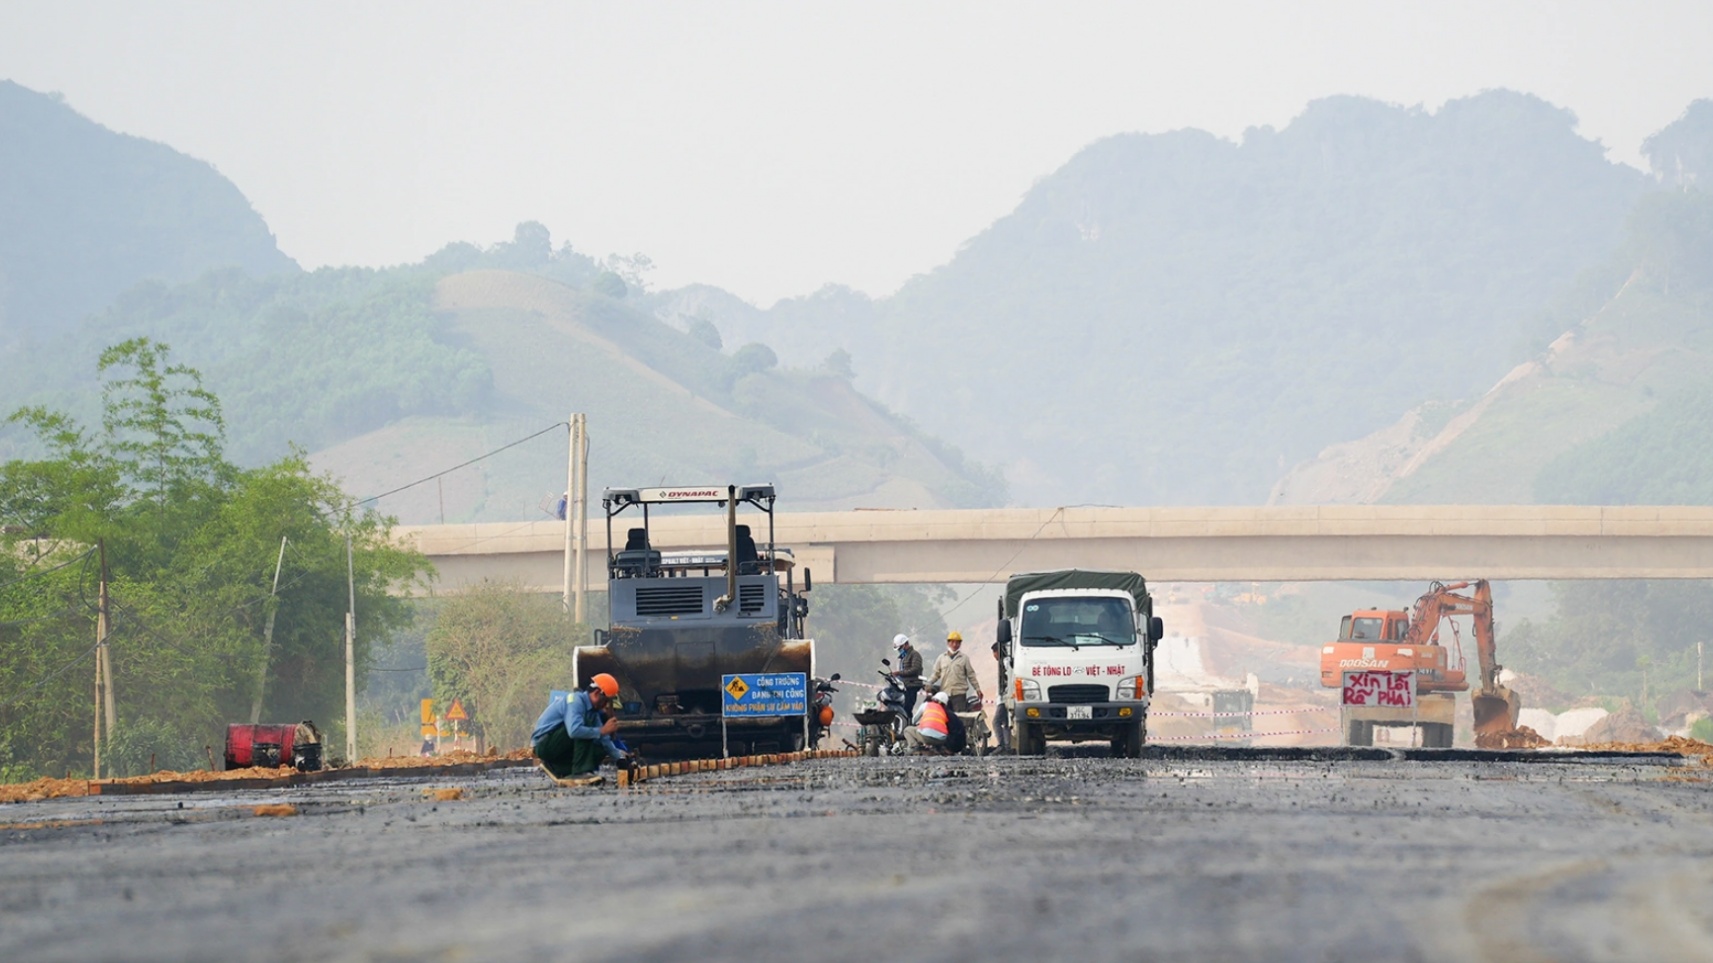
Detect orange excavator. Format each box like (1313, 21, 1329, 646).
(1319, 580, 1522, 746)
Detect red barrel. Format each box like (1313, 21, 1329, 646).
(224, 724, 297, 769)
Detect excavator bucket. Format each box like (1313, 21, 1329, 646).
(1471, 685, 1522, 738)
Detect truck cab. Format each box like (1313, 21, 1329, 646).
(997, 570, 1163, 758)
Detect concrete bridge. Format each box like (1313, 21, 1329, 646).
(396, 505, 1713, 593)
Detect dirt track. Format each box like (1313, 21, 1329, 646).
(4, 750, 1712, 962)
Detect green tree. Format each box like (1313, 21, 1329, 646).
(425, 580, 584, 751)
(0, 341, 428, 779)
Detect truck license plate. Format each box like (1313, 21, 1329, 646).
(1068, 705, 1092, 720)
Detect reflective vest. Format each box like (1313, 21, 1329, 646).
(919, 701, 950, 738)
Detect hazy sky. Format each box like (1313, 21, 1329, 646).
(4, 1, 1710, 305)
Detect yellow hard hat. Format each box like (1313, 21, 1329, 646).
(589, 673, 620, 698)
(946, 631, 963, 643)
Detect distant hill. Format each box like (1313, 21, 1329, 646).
(0, 226, 1004, 518)
(0, 81, 296, 353)
(658, 91, 1651, 507)
(311, 270, 1004, 518)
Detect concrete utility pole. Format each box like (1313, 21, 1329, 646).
(94, 540, 114, 779)
(574, 414, 589, 625)
(345, 531, 357, 763)
(250, 535, 289, 724)
(563, 413, 589, 621)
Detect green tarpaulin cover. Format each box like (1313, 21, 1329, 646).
(1003, 570, 1148, 618)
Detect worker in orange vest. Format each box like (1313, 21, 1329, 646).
(905, 691, 966, 754)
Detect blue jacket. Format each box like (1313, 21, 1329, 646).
(532, 689, 623, 760)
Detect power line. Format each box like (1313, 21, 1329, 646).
(0, 545, 97, 593)
(937, 506, 1067, 622)
(0, 640, 101, 711)
(356, 422, 567, 506)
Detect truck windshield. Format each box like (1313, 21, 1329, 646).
(1020, 597, 1135, 647)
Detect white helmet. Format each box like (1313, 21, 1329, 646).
(932, 691, 950, 704)
(893, 633, 910, 648)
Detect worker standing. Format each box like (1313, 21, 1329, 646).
(990, 639, 1012, 753)
(925, 631, 982, 712)
(893, 633, 924, 716)
(532, 673, 627, 784)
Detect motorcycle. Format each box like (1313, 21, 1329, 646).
(808, 673, 841, 749)
(853, 660, 911, 756)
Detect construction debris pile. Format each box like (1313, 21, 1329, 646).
(0, 747, 537, 805)
(1475, 725, 1552, 750)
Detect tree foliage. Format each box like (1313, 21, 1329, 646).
(423, 581, 585, 751)
(1507, 580, 1713, 711)
(0, 341, 429, 780)
(804, 584, 952, 677)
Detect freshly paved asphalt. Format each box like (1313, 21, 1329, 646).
(3, 749, 1710, 962)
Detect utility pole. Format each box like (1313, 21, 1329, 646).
(563, 413, 589, 622)
(574, 414, 589, 625)
(572, 414, 585, 610)
(345, 531, 357, 763)
(94, 539, 114, 779)
(250, 535, 289, 724)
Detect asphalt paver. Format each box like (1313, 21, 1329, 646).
(3, 750, 1712, 962)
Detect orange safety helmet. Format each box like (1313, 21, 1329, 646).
(589, 673, 620, 699)
(818, 705, 835, 727)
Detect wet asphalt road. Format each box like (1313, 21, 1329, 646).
(3, 750, 1712, 963)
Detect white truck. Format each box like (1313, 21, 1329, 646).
(997, 570, 1163, 758)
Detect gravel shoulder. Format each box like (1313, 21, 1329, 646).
(4, 752, 1712, 962)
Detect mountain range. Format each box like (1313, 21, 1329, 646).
(3, 79, 1712, 520)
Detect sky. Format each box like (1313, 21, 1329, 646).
(3, 1, 1711, 306)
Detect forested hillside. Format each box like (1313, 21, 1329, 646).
(0, 82, 295, 352)
(665, 92, 1650, 506)
(1270, 101, 1713, 507)
(0, 223, 1003, 519)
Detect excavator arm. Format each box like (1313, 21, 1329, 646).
(1404, 580, 1521, 737)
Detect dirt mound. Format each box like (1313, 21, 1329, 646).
(1577, 735, 1713, 765)
(0, 749, 536, 805)
(1476, 725, 1552, 750)
(1577, 708, 1662, 746)
(354, 748, 525, 769)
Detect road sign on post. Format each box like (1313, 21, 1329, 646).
(720, 672, 808, 758)
(446, 699, 468, 721)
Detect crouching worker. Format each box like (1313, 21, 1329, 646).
(904, 691, 966, 754)
(533, 673, 627, 783)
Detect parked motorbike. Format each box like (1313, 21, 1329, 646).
(808, 673, 841, 749)
(853, 660, 910, 756)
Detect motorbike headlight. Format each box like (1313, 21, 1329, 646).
(1015, 678, 1041, 701)
(1117, 675, 1146, 700)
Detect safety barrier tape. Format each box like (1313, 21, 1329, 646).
(1152, 707, 1339, 718)
(1150, 727, 1342, 742)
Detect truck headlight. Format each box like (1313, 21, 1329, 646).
(1015, 678, 1041, 701)
(1117, 675, 1147, 700)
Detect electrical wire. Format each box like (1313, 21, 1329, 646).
(937, 505, 1067, 621)
(0, 545, 97, 593)
(0, 640, 101, 711)
(356, 422, 568, 506)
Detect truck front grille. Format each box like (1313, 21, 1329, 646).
(635, 584, 704, 616)
(1048, 684, 1108, 704)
